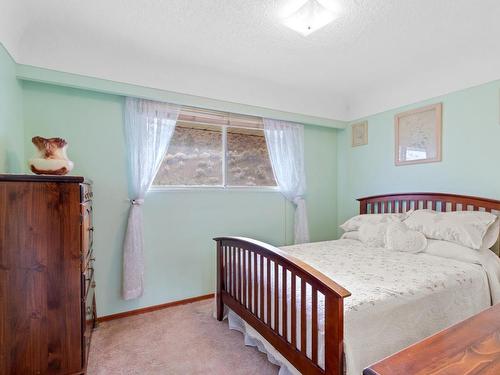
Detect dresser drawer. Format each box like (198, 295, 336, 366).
(83, 260, 95, 299)
(83, 248, 95, 271)
(80, 183, 93, 202)
(82, 286, 96, 368)
(81, 201, 94, 262)
(83, 281, 96, 325)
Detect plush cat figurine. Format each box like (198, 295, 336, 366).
(29, 136, 74, 175)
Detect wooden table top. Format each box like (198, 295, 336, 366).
(0, 174, 86, 183)
(363, 304, 500, 375)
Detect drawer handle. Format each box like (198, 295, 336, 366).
(91, 281, 96, 288)
(86, 268, 94, 281)
(87, 306, 92, 315)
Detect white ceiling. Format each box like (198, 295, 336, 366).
(1, 0, 500, 121)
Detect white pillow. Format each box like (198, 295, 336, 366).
(359, 223, 388, 247)
(340, 231, 360, 241)
(424, 239, 484, 264)
(340, 212, 409, 232)
(482, 216, 499, 249)
(404, 209, 497, 250)
(385, 222, 427, 253)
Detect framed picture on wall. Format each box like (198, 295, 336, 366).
(395, 103, 442, 166)
(352, 121, 368, 147)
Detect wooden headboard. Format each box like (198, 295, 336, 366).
(358, 192, 500, 256)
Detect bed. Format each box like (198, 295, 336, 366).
(214, 193, 500, 375)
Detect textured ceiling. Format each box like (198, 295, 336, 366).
(1, 0, 500, 120)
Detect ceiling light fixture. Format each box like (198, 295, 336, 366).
(283, 0, 338, 36)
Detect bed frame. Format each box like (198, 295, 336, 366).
(214, 192, 500, 375)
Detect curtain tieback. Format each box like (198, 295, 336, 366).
(292, 197, 305, 206)
(130, 198, 144, 206)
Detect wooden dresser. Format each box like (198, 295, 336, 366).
(0, 174, 96, 375)
(364, 303, 500, 375)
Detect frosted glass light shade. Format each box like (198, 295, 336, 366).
(283, 0, 337, 36)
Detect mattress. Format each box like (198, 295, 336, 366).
(224, 238, 500, 375)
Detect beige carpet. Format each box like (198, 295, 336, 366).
(88, 299, 279, 375)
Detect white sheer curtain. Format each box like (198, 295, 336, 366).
(263, 118, 310, 244)
(122, 97, 180, 300)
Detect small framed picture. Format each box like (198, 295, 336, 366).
(352, 121, 368, 147)
(395, 103, 442, 166)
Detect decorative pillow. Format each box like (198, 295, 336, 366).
(340, 212, 410, 232)
(482, 216, 499, 249)
(340, 231, 360, 241)
(358, 223, 388, 247)
(424, 239, 484, 264)
(404, 210, 497, 250)
(385, 222, 427, 253)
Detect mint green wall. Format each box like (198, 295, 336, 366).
(0, 44, 23, 172)
(337, 80, 500, 232)
(17, 64, 346, 130)
(22, 81, 339, 316)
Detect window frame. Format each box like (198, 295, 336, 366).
(150, 121, 279, 192)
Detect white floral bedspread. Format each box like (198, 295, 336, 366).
(282, 239, 489, 313)
(227, 239, 498, 375)
(280, 239, 494, 374)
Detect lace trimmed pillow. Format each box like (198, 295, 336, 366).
(358, 223, 389, 247)
(340, 211, 411, 232)
(483, 216, 500, 249)
(385, 222, 427, 253)
(404, 209, 497, 250)
(358, 222, 427, 253)
(340, 231, 360, 241)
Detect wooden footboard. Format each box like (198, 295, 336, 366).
(214, 237, 351, 375)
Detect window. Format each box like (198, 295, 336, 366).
(153, 108, 276, 188)
(153, 123, 223, 186)
(226, 127, 275, 186)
